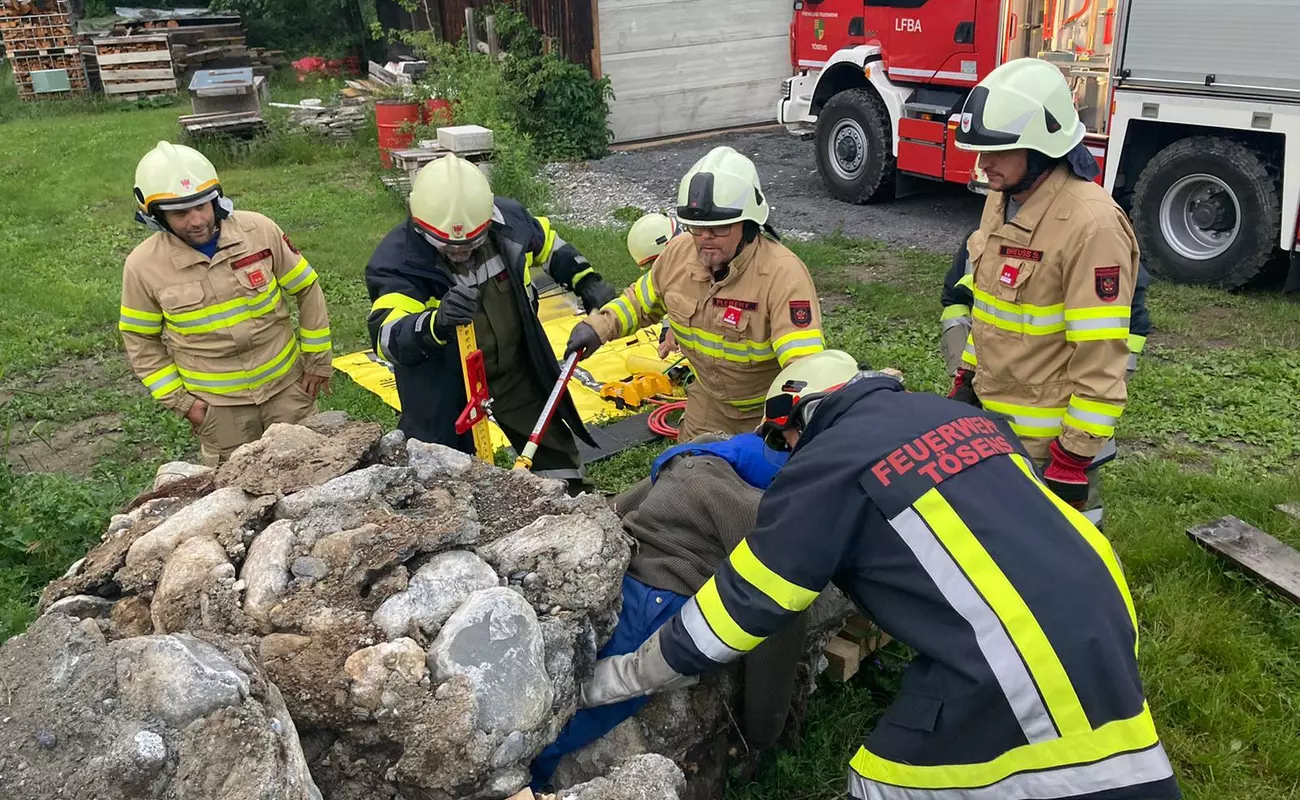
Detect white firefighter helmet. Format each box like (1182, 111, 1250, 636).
(759, 350, 861, 449)
(954, 58, 1084, 159)
(676, 146, 770, 227)
(409, 154, 495, 244)
(627, 213, 681, 266)
(134, 141, 223, 219)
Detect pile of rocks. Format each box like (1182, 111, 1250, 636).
(0, 411, 847, 800)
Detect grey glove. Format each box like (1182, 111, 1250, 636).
(432, 283, 481, 342)
(564, 321, 604, 361)
(578, 629, 698, 709)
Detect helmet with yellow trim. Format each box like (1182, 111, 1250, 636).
(759, 350, 862, 450)
(627, 212, 681, 267)
(676, 146, 769, 228)
(133, 141, 225, 228)
(409, 154, 495, 248)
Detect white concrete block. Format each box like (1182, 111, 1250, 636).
(437, 125, 494, 153)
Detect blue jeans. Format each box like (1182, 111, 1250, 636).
(530, 575, 689, 787)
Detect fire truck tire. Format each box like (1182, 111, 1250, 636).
(1131, 136, 1280, 288)
(815, 88, 896, 204)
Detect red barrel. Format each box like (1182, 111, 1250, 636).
(423, 97, 453, 127)
(376, 99, 421, 168)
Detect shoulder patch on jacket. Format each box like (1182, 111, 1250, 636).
(789, 300, 812, 328)
(283, 234, 301, 255)
(1095, 266, 1121, 302)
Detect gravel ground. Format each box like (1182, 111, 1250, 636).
(548, 129, 985, 252)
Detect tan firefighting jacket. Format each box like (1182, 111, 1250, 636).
(588, 233, 825, 418)
(962, 164, 1139, 460)
(118, 210, 333, 415)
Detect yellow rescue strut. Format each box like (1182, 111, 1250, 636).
(453, 323, 494, 462)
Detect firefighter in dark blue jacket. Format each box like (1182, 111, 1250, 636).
(940, 228, 1153, 378)
(364, 154, 616, 484)
(578, 350, 1180, 800)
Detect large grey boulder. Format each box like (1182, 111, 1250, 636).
(372, 550, 500, 640)
(429, 587, 553, 734)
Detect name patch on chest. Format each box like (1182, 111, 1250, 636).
(232, 249, 273, 270)
(712, 298, 759, 311)
(998, 245, 1043, 262)
(999, 264, 1020, 286)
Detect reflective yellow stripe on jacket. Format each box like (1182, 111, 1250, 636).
(280, 257, 320, 296)
(164, 282, 284, 336)
(372, 292, 438, 361)
(176, 338, 300, 395)
(119, 305, 163, 335)
(850, 479, 1166, 798)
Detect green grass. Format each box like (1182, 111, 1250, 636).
(3, 74, 1300, 800)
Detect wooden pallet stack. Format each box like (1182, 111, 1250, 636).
(1, 0, 88, 100)
(93, 33, 178, 100)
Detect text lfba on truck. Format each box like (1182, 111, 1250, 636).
(779, 0, 1300, 290)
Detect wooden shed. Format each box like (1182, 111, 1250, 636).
(382, 0, 792, 144)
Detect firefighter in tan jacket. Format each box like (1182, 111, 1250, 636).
(566, 147, 826, 440)
(949, 59, 1139, 528)
(119, 142, 334, 466)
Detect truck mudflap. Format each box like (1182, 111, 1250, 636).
(1285, 248, 1300, 293)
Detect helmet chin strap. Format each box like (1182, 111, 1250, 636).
(1003, 150, 1059, 197)
(134, 195, 233, 235)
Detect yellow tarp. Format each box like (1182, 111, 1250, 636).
(333, 294, 686, 450)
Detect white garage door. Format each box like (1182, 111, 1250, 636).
(598, 0, 793, 143)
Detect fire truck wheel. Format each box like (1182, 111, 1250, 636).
(1131, 136, 1280, 288)
(815, 88, 896, 204)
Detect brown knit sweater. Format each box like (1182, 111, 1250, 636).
(611, 452, 808, 749)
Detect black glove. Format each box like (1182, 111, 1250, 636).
(947, 368, 980, 407)
(576, 275, 617, 314)
(565, 321, 603, 361)
(431, 283, 481, 342)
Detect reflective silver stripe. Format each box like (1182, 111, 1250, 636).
(179, 344, 298, 390)
(1083, 507, 1104, 526)
(281, 264, 317, 294)
(300, 332, 331, 347)
(1127, 352, 1139, 372)
(680, 597, 743, 665)
(941, 316, 971, 332)
(119, 311, 161, 329)
(774, 332, 824, 361)
(1065, 316, 1129, 332)
(144, 369, 179, 391)
(973, 298, 1064, 329)
(964, 258, 974, 276)
(453, 254, 506, 288)
(888, 507, 1057, 744)
(669, 324, 775, 362)
(847, 743, 1174, 799)
(379, 319, 400, 362)
(165, 287, 281, 330)
(1065, 405, 1120, 427)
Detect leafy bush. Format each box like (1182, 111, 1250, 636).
(209, 0, 373, 57)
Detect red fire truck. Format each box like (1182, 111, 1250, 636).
(778, 0, 1300, 288)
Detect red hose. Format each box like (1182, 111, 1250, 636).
(648, 401, 687, 440)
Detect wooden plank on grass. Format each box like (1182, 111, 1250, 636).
(1276, 503, 1300, 522)
(1188, 515, 1300, 604)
